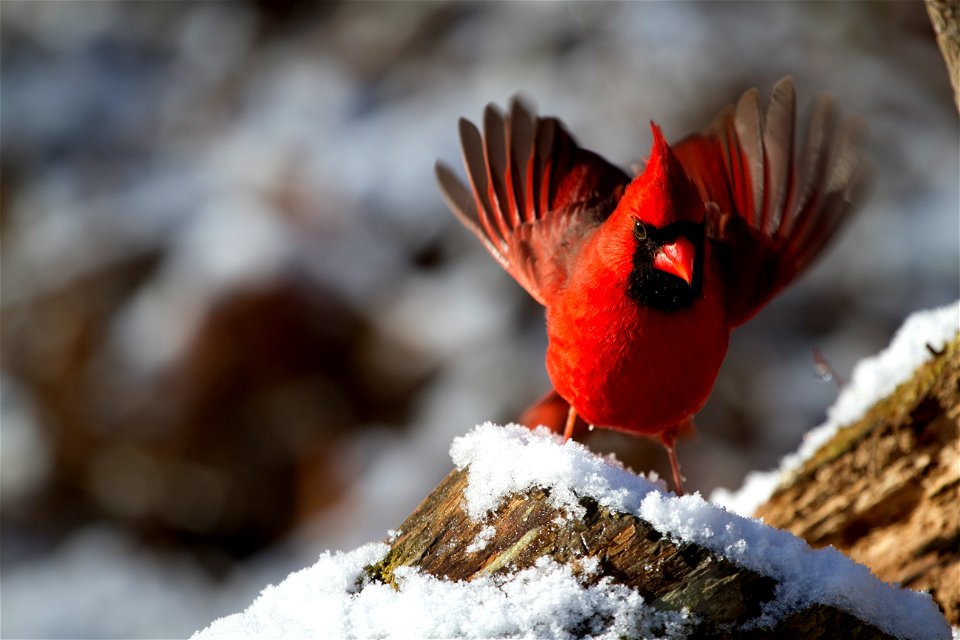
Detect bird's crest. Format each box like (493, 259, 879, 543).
(618, 122, 705, 229)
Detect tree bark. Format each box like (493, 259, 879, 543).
(369, 468, 900, 638)
(756, 333, 960, 625)
(926, 0, 960, 111)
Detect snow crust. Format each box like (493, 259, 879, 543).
(196, 418, 949, 640)
(450, 423, 662, 520)
(464, 524, 497, 554)
(712, 300, 960, 517)
(194, 544, 692, 640)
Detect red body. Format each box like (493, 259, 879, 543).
(545, 230, 729, 434)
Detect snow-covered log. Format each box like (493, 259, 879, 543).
(193, 424, 949, 639)
(714, 301, 959, 627)
(367, 456, 934, 639)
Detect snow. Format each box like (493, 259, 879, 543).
(195, 418, 949, 640)
(1, 527, 274, 639)
(712, 300, 960, 517)
(465, 524, 497, 554)
(823, 300, 960, 429)
(195, 544, 692, 640)
(450, 423, 663, 520)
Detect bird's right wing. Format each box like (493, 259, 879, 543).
(436, 99, 630, 305)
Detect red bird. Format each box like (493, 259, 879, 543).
(436, 77, 868, 494)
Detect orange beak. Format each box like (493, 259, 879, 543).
(653, 236, 695, 285)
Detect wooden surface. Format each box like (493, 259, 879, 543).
(368, 469, 896, 638)
(757, 333, 960, 625)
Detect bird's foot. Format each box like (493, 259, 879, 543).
(660, 423, 688, 496)
(563, 405, 577, 441)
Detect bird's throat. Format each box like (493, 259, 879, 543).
(626, 222, 704, 312)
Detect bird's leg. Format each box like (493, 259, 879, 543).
(563, 405, 577, 441)
(659, 423, 687, 496)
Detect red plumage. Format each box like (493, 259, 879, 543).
(436, 77, 869, 493)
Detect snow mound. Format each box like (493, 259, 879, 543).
(451, 424, 948, 640)
(450, 422, 662, 520)
(193, 544, 692, 640)
(195, 419, 949, 640)
(712, 300, 959, 517)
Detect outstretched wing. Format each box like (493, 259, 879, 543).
(436, 98, 630, 305)
(672, 76, 870, 326)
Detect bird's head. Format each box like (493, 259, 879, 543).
(612, 123, 706, 311)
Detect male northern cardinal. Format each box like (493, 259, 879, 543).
(435, 77, 868, 494)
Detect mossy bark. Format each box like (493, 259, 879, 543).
(756, 333, 960, 625)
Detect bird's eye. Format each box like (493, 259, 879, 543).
(633, 221, 648, 241)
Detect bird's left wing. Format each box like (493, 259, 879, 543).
(436, 99, 630, 305)
(672, 77, 870, 326)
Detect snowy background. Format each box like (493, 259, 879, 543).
(2, 2, 957, 637)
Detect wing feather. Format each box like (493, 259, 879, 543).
(459, 118, 504, 250)
(535, 118, 556, 220)
(508, 99, 535, 226)
(763, 77, 796, 236)
(733, 88, 763, 226)
(482, 105, 513, 240)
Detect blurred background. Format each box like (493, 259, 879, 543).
(1, 1, 957, 637)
